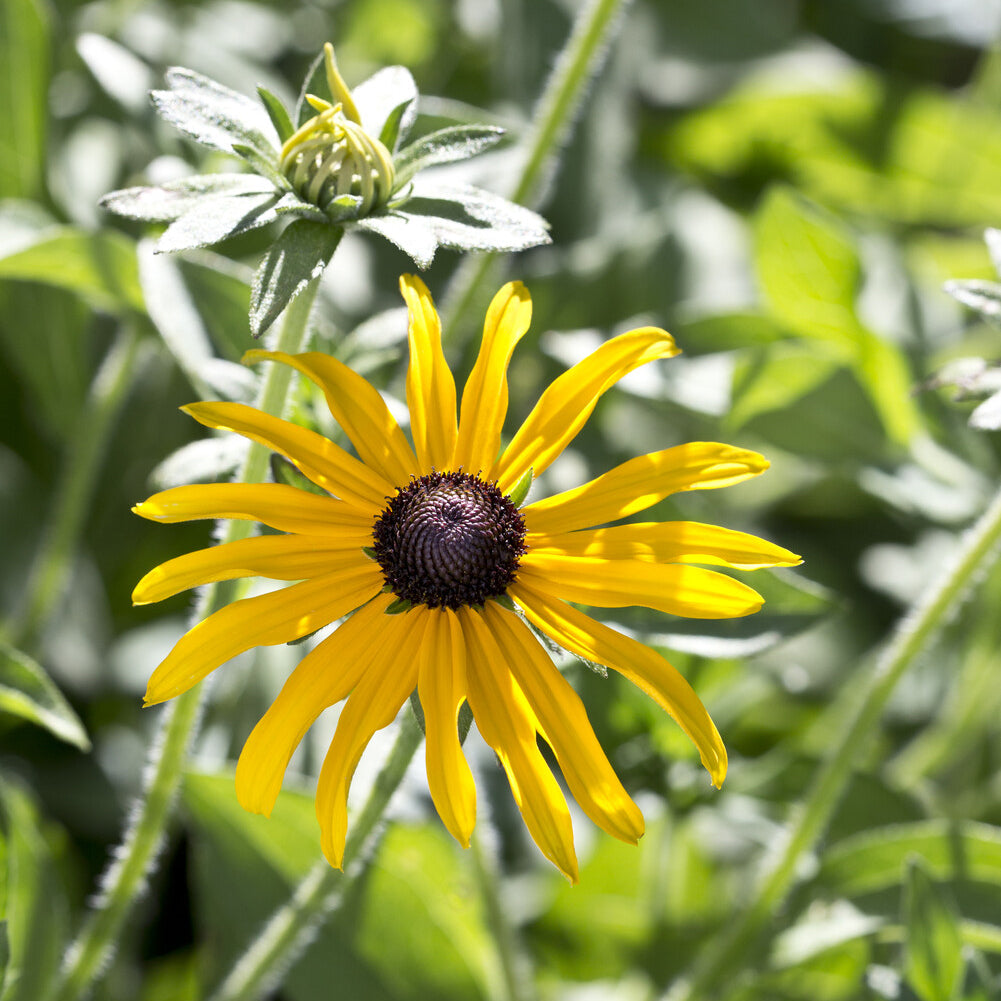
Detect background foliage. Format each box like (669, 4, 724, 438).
(2, 0, 1001, 998)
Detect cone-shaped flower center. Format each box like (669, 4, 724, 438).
(372, 471, 527, 610)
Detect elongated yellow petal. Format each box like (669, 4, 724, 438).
(492, 327, 679, 494)
(453, 282, 531, 476)
(132, 483, 376, 536)
(144, 564, 383, 705)
(417, 609, 476, 848)
(519, 555, 763, 619)
(235, 593, 398, 816)
(244, 350, 419, 485)
(460, 608, 579, 883)
(523, 443, 770, 536)
(133, 535, 371, 605)
(528, 521, 801, 570)
(510, 580, 726, 787)
(183, 402, 392, 513)
(482, 602, 644, 844)
(316, 607, 426, 868)
(400, 275, 457, 472)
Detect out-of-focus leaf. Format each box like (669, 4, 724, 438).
(0, 643, 89, 750)
(903, 858, 964, 1001)
(176, 251, 253, 361)
(150, 436, 249, 489)
(0, 778, 68, 1001)
(0, 0, 48, 200)
(969, 390, 1001, 430)
(152, 68, 279, 160)
(772, 902, 884, 968)
(250, 220, 342, 337)
(0, 227, 143, 313)
(76, 33, 154, 113)
(944, 279, 1001, 319)
(819, 821, 1001, 897)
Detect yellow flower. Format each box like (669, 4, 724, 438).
(133, 276, 800, 882)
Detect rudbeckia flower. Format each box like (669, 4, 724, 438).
(132, 276, 800, 882)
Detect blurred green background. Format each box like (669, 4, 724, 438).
(3, 0, 1001, 998)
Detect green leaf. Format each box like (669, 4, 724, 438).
(0, 921, 8, 998)
(152, 67, 279, 161)
(353, 213, 437, 268)
(101, 174, 276, 223)
(379, 99, 411, 154)
(506, 467, 533, 507)
(352, 66, 418, 144)
(0, 227, 143, 313)
(0, 0, 48, 199)
(0, 643, 90, 750)
(257, 85, 295, 144)
(0, 778, 69, 1001)
(249, 220, 342, 337)
(269, 454, 327, 495)
(386, 598, 413, 614)
(903, 858, 964, 1001)
(393, 125, 505, 189)
(157, 192, 285, 254)
(232, 142, 290, 191)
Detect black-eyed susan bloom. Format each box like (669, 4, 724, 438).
(132, 276, 800, 882)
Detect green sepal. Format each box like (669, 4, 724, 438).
(287, 628, 320, 647)
(232, 142, 288, 191)
(257, 85, 295, 143)
(362, 546, 379, 561)
(506, 468, 533, 507)
(269, 454, 328, 495)
(379, 98, 412, 153)
(408, 690, 425, 735)
(386, 597, 412, 614)
(457, 700, 473, 744)
(493, 594, 517, 613)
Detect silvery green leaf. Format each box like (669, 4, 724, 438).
(353, 212, 438, 268)
(153, 67, 279, 160)
(101, 173, 275, 223)
(393, 125, 505, 189)
(324, 193, 364, 223)
(274, 198, 329, 222)
(256, 85, 294, 143)
(151, 435, 249, 489)
(970, 388, 1001, 430)
(352, 66, 418, 145)
(943, 279, 1001, 318)
(156, 191, 282, 253)
(232, 142, 290, 191)
(250, 219, 342, 337)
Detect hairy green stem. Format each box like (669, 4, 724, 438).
(669, 481, 1001, 1001)
(208, 709, 424, 1001)
(442, 0, 630, 344)
(49, 279, 321, 1001)
(12, 325, 145, 650)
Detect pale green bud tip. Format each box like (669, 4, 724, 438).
(278, 42, 394, 218)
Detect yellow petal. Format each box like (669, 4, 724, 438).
(400, 275, 457, 472)
(459, 608, 579, 883)
(244, 350, 418, 486)
(133, 535, 371, 605)
(519, 555, 763, 619)
(132, 483, 376, 536)
(528, 522, 801, 570)
(482, 602, 644, 844)
(523, 442, 770, 536)
(183, 402, 392, 513)
(510, 580, 727, 787)
(417, 609, 476, 848)
(492, 327, 679, 494)
(235, 593, 398, 816)
(453, 282, 531, 476)
(144, 563, 383, 705)
(316, 607, 427, 868)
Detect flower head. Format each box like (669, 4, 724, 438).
(101, 43, 550, 335)
(132, 276, 800, 882)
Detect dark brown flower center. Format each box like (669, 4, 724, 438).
(372, 471, 527, 610)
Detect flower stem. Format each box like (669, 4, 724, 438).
(207, 709, 424, 1001)
(49, 278, 321, 1001)
(669, 480, 1001, 1001)
(471, 832, 534, 1001)
(441, 0, 631, 344)
(11, 324, 145, 650)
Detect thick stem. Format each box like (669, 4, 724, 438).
(12, 325, 145, 650)
(49, 277, 322, 1001)
(441, 0, 631, 344)
(669, 481, 1001, 1001)
(208, 709, 424, 1001)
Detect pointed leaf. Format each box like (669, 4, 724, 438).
(249, 219, 341, 336)
(100, 173, 276, 223)
(156, 191, 282, 254)
(352, 65, 418, 144)
(352, 212, 437, 268)
(0, 642, 89, 750)
(393, 125, 505, 189)
(77, 33, 154, 113)
(153, 67, 279, 160)
(904, 858, 964, 1001)
(257, 85, 294, 144)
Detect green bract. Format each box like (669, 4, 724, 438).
(101, 43, 551, 335)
